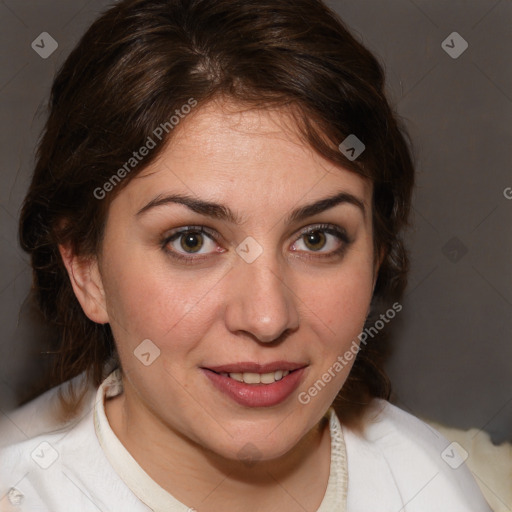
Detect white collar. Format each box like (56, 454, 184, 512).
(93, 369, 348, 512)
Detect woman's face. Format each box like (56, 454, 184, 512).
(89, 99, 378, 461)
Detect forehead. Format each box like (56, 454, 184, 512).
(124, 99, 372, 209)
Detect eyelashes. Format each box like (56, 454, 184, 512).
(160, 223, 352, 265)
(161, 226, 220, 263)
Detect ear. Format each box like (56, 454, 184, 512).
(58, 244, 109, 324)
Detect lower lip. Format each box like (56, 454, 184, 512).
(202, 368, 306, 408)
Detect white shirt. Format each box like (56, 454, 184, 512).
(0, 370, 492, 511)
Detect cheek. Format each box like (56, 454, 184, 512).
(303, 260, 374, 337)
(101, 249, 222, 350)
(101, 228, 375, 357)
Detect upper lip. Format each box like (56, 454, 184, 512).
(204, 361, 307, 373)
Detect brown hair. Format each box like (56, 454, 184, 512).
(19, 0, 414, 429)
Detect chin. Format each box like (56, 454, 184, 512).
(197, 418, 311, 465)
(212, 438, 297, 466)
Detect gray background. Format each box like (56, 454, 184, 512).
(0, 0, 511, 444)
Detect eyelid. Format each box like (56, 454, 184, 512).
(163, 225, 221, 243)
(296, 223, 350, 242)
(160, 225, 225, 260)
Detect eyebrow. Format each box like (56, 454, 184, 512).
(136, 190, 366, 224)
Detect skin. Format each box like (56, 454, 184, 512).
(60, 98, 382, 512)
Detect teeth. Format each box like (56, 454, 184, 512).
(227, 370, 290, 384)
(243, 372, 261, 384)
(260, 372, 275, 384)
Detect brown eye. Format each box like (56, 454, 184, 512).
(291, 224, 350, 258)
(180, 231, 204, 253)
(162, 226, 220, 261)
(302, 230, 326, 251)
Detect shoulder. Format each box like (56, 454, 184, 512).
(341, 399, 493, 512)
(427, 419, 512, 512)
(0, 371, 94, 449)
(0, 374, 146, 512)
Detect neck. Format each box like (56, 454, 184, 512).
(104, 380, 332, 512)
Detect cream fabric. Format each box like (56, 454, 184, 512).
(0, 370, 493, 511)
(426, 420, 512, 512)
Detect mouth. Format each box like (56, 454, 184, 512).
(201, 362, 308, 407)
(204, 361, 306, 384)
(207, 368, 297, 384)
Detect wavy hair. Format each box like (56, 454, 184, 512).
(19, 0, 414, 430)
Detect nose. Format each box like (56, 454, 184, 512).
(224, 249, 300, 344)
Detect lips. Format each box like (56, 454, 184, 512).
(204, 361, 306, 373)
(201, 361, 308, 407)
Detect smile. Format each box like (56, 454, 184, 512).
(201, 362, 308, 408)
(219, 370, 290, 384)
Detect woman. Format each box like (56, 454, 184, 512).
(0, 0, 492, 510)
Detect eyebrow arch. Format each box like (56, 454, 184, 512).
(136, 190, 366, 224)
